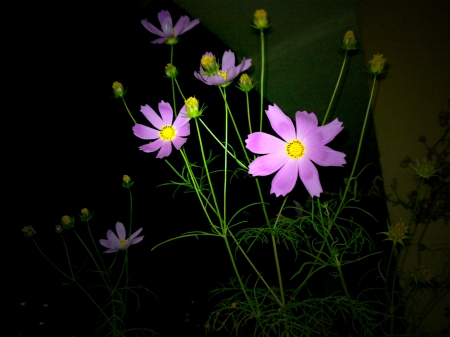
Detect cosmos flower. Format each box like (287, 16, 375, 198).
(194, 50, 252, 86)
(245, 104, 346, 197)
(133, 101, 190, 159)
(141, 10, 200, 44)
(99, 222, 144, 253)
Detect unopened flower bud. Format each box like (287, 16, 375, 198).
(61, 215, 75, 229)
(184, 97, 201, 118)
(201, 54, 218, 75)
(80, 208, 93, 222)
(368, 54, 386, 76)
(342, 30, 357, 51)
(165, 63, 178, 78)
(122, 175, 134, 188)
(253, 9, 269, 29)
(55, 224, 63, 233)
(379, 222, 409, 246)
(237, 74, 254, 92)
(112, 81, 124, 98)
(22, 225, 36, 238)
(410, 158, 440, 179)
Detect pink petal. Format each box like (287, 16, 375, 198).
(172, 135, 187, 150)
(295, 111, 319, 142)
(151, 37, 168, 44)
(139, 139, 164, 153)
(158, 10, 173, 33)
(174, 15, 189, 34)
(99, 239, 113, 249)
(248, 153, 288, 176)
(245, 132, 285, 155)
(141, 105, 164, 129)
(266, 104, 296, 142)
(141, 19, 164, 37)
(156, 141, 173, 158)
(207, 74, 226, 86)
(176, 123, 190, 137)
(179, 18, 200, 35)
(115, 222, 126, 239)
(133, 124, 160, 140)
(270, 160, 299, 197)
(306, 145, 346, 167)
(222, 50, 236, 71)
(158, 101, 174, 125)
(298, 158, 323, 198)
(131, 236, 144, 245)
(172, 110, 190, 130)
(106, 229, 118, 242)
(103, 248, 118, 254)
(129, 228, 143, 241)
(307, 118, 344, 146)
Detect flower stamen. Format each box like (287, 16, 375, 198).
(119, 239, 127, 247)
(159, 125, 176, 141)
(219, 70, 227, 81)
(285, 139, 305, 159)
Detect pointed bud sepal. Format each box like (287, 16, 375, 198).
(410, 158, 440, 179)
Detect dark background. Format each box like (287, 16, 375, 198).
(4, 0, 387, 336)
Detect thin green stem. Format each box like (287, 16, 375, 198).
(322, 51, 348, 126)
(246, 91, 252, 134)
(223, 235, 256, 314)
(121, 97, 137, 124)
(223, 87, 228, 232)
(259, 29, 265, 131)
(198, 118, 247, 169)
(227, 229, 282, 307)
(194, 119, 223, 226)
(33, 239, 71, 279)
(86, 220, 111, 285)
(74, 229, 110, 290)
(174, 78, 186, 102)
(334, 76, 378, 220)
(61, 233, 75, 279)
(218, 86, 250, 164)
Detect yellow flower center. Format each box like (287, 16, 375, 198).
(159, 125, 176, 141)
(285, 139, 305, 159)
(81, 208, 89, 216)
(344, 30, 355, 40)
(123, 175, 130, 182)
(219, 70, 227, 81)
(62, 215, 71, 226)
(119, 239, 127, 247)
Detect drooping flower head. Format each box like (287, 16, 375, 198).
(133, 101, 190, 159)
(245, 104, 346, 197)
(99, 222, 144, 253)
(141, 10, 200, 45)
(194, 50, 252, 86)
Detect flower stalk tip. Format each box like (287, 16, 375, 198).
(253, 9, 269, 29)
(80, 208, 93, 222)
(379, 222, 410, 247)
(342, 30, 357, 51)
(237, 74, 255, 92)
(122, 175, 134, 188)
(184, 97, 202, 118)
(165, 64, 178, 78)
(410, 158, 440, 179)
(112, 81, 125, 98)
(61, 215, 75, 229)
(22, 226, 36, 238)
(368, 53, 387, 76)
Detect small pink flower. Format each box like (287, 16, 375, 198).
(99, 222, 144, 253)
(245, 104, 346, 197)
(141, 10, 199, 44)
(133, 101, 190, 159)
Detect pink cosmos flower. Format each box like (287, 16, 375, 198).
(141, 10, 200, 44)
(245, 104, 346, 198)
(133, 101, 190, 159)
(194, 50, 252, 86)
(99, 222, 144, 254)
